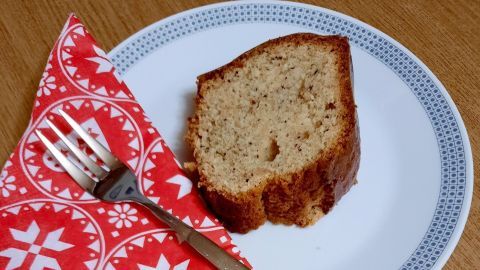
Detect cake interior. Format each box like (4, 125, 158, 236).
(194, 41, 346, 193)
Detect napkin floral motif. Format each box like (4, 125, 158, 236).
(0, 14, 249, 270)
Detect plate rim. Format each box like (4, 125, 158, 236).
(107, 1, 474, 269)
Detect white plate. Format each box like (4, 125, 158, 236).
(109, 1, 473, 269)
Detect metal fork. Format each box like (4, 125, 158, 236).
(35, 109, 248, 270)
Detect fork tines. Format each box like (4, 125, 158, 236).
(35, 109, 121, 191)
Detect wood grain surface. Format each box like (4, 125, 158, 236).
(0, 0, 478, 268)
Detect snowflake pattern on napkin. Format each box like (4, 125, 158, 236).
(0, 14, 249, 270)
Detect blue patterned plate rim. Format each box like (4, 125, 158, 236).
(108, 1, 474, 269)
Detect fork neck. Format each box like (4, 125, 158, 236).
(94, 166, 144, 202)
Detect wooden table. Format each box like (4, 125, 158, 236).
(0, 0, 478, 268)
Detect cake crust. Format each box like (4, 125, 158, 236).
(186, 33, 360, 233)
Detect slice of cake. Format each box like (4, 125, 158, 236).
(186, 33, 360, 233)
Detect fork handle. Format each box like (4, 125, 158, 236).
(136, 198, 249, 270)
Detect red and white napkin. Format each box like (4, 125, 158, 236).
(0, 14, 250, 270)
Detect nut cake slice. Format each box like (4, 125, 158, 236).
(186, 33, 360, 233)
